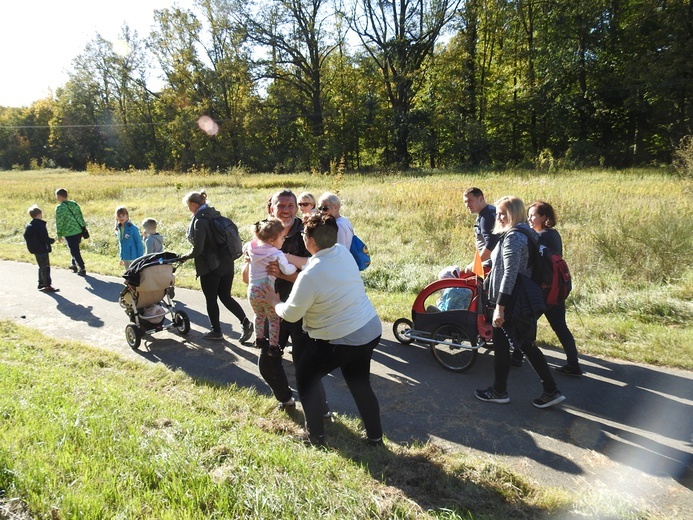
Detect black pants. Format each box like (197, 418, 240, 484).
(543, 303, 579, 367)
(493, 317, 557, 395)
(296, 334, 382, 440)
(65, 234, 85, 270)
(258, 318, 328, 411)
(199, 266, 247, 333)
(35, 253, 51, 288)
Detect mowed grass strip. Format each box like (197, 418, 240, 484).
(0, 322, 654, 519)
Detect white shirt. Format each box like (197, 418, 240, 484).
(335, 215, 354, 248)
(276, 243, 378, 341)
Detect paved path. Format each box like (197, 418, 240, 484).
(1, 260, 691, 517)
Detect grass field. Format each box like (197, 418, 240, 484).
(0, 168, 691, 369)
(0, 321, 656, 519)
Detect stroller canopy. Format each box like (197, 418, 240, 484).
(123, 252, 179, 286)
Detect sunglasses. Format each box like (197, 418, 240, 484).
(298, 202, 312, 207)
(318, 206, 329, 212)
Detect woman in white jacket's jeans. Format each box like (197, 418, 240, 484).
(262, 214, 383, 447)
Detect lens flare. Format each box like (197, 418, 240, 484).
(197, 115, 219, 136)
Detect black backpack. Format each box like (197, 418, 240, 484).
(512, 227, 572, 306)
(209, 215, 243, 261)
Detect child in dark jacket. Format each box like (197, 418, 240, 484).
(23, 205, 57, 292)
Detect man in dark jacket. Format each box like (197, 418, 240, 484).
(23, 205, 57, 292)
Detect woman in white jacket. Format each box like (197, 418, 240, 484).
(262, 214, 383, 447)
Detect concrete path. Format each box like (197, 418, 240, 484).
(1, 260, 691, 517)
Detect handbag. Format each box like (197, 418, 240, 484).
(349, 234, 371, 271)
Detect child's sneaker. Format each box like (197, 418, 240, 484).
(474, 387, 510, 404)
(533, 390, 566, 409)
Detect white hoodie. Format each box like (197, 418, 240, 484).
(245, 238, 297, 285)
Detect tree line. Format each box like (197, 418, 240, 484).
(1, 0, 691, 173)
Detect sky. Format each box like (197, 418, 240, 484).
(0, 0, 195, 108)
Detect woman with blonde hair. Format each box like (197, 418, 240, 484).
(475, 196, 566, 409)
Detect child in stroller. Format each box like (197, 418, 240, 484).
(119, 252, 190, 349)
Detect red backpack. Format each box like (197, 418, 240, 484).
(513, 227, 572, 306)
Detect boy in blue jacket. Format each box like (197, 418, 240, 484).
(115, 206, 144, 269)
(23, 205, 57, 292)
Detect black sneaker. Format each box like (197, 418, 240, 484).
(365, 437, 385, 448)
(277, 400, 296, 412)
(555, 364, 584, 377)
(69, 265, 78, 273)
(77, 269, 87, 277)
(239, 319, 254, 343)
(475, 387, 510, 404)
(510, 356, 523, 368)
(533, 390, 566, 409)
(42, 286, 58, 293)
(203, 330, 224, 340)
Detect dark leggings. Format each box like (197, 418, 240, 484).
(296, 334, 382, 440)
(65, 234, 85, 270)
(199, 266, 247, 332)
(493, 317, 557, 395)
(543, 303, 579, 367)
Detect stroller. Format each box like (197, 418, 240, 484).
(119, 252, 190, 350)
(392, 273, 493, 373)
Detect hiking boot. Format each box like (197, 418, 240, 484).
(77, 269, 87, 277)
(533, 390, 566, 409)
(474, 387, 510, 404)
(555, 364, 583, 377)
(203, 330, 224, 340)
(239, 319, 253, 343)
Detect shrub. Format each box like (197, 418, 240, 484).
(673, 135, 693, 178)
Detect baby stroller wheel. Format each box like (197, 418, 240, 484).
(125, 323, 142, 350)
(392, 318, 414, 345)
(430, 324, 477, 373)
(173, 311, 191, 335)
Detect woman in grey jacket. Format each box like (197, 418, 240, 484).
(475, 196, 566, 409)
(182, 190, 253, 342)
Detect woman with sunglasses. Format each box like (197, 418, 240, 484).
(297, 192, 316, 216)
(317, 192, 354, 248)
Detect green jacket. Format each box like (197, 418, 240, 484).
(55, 200, 86, 239)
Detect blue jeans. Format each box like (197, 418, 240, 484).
(65, 234, 85, 270)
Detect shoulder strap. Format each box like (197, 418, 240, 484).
(64, 202, 81, 226)
(508, 226, 539, 270)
